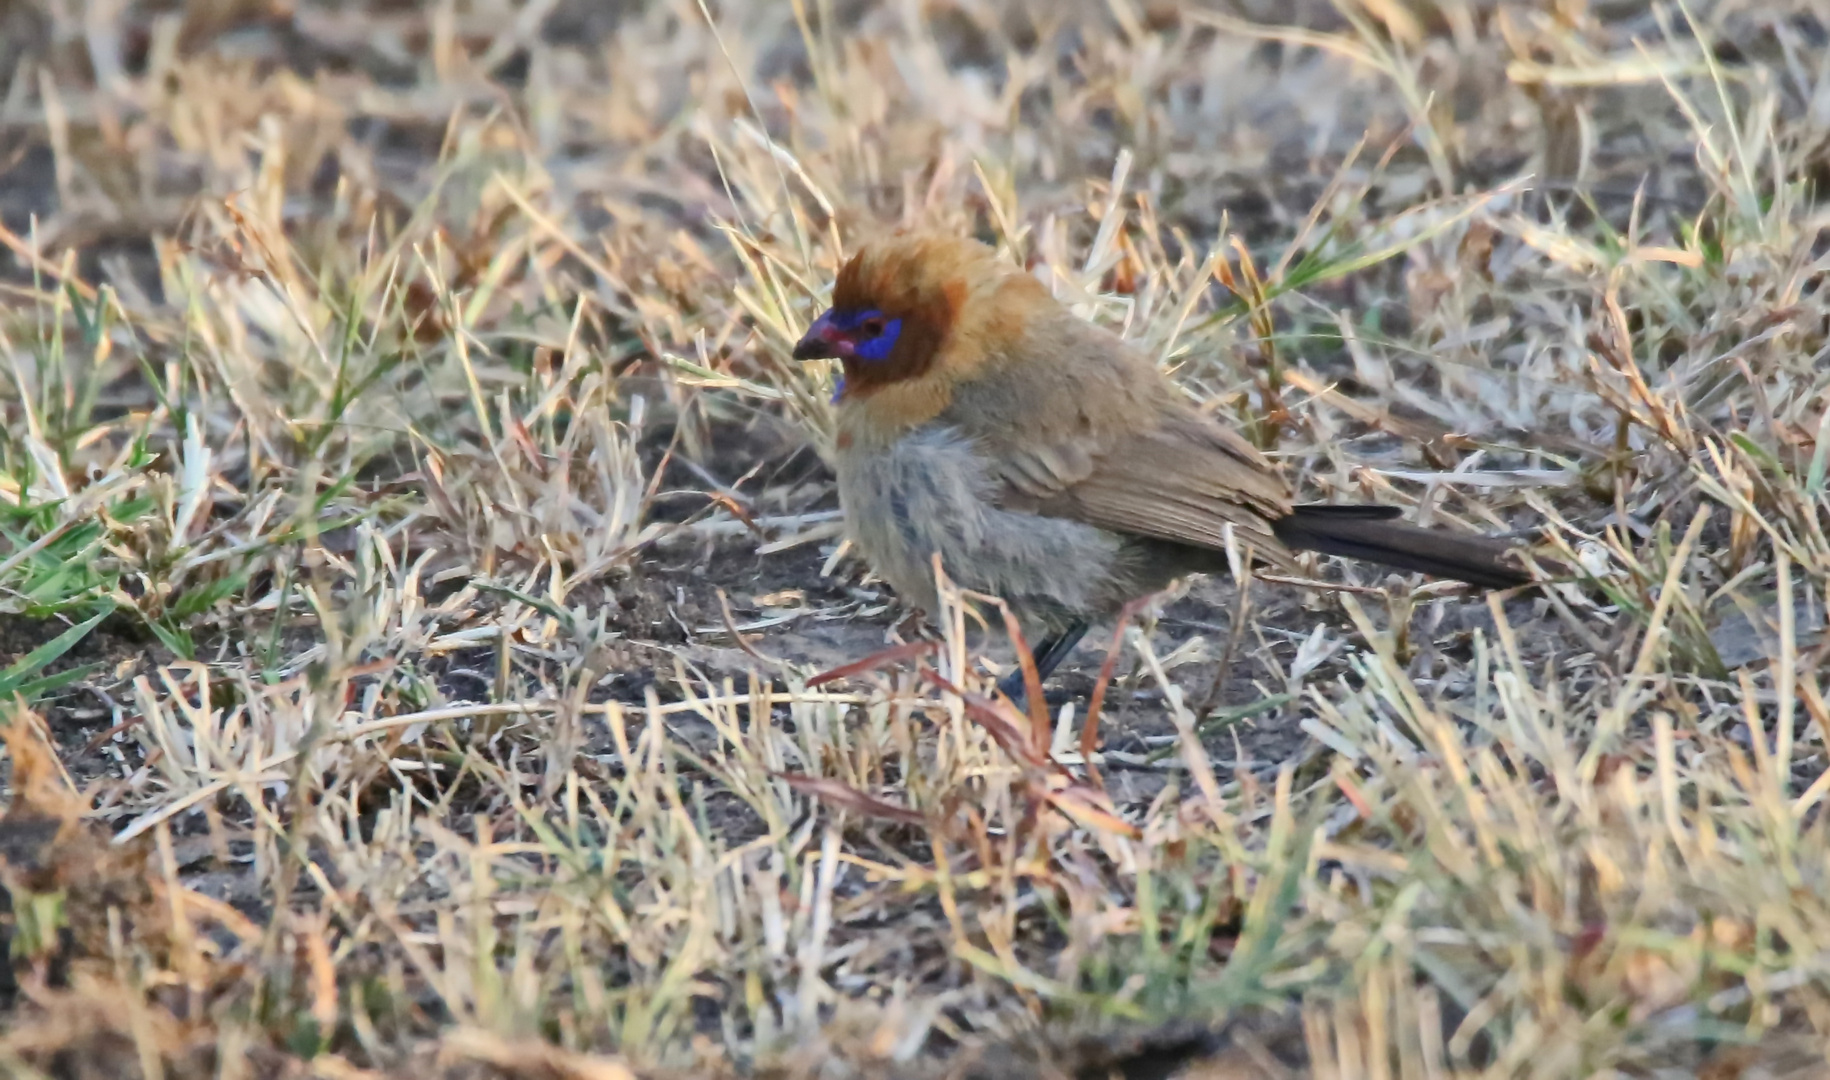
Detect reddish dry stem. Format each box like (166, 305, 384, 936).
(1079, 594, 1157, 784)
(807, 639, 939, 687)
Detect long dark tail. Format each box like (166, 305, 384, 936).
(1271, 505, 1529, 589)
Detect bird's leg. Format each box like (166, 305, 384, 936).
(996, 619, 1090, 709)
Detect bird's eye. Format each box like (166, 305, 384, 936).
(859, 317, 884, 337)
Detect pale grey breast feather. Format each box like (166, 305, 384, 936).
(835, 425, 1123, 619)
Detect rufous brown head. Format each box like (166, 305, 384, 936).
(793, 232, 1040, 402)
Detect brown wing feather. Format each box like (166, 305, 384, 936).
(1027, 413, 1300, 570)
(927, 306, 1300, 568)
(975, 408, 1299, 570)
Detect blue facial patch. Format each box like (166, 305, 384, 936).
(826, 308, 903, 363)
(852, 318, 902, 361)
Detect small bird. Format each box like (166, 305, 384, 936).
(792, 231, 1528, 699)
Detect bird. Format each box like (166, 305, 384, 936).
(791, 231, 1529, 703)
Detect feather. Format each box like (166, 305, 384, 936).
(1272, 506, 1529, 588)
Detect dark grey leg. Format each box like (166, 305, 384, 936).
(995, 619, 1091, 708)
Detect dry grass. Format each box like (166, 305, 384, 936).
(1, 1, 1829, 1077)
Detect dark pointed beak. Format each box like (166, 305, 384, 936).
(792, 311, 842, 361)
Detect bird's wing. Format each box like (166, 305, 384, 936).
(988, 410, 1300, 568)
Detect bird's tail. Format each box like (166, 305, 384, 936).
(1271, 505, 1529, 589)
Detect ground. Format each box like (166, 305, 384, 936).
(0, 1, 1828, 1078)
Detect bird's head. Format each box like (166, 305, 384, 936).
(793, 232, 1045, 405)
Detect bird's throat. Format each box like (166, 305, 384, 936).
(834, 374, 956, 447)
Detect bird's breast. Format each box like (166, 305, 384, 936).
(832, 423, 1132, 627)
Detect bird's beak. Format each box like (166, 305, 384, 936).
(792, 311, 843, 361)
